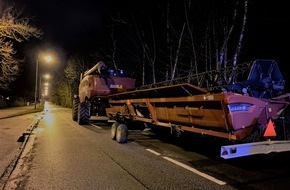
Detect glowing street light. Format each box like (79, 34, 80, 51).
(43, 74, 50, 80)
(34, 54, 53, 109)
(43, 82, 50, 86)
(39, 74, 51, 101)
(44, 55, 52, 63)
(43, 85, 49, 96)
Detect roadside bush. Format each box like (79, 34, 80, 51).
(11, 97, 27, 107)
(0, 101, 8, 108)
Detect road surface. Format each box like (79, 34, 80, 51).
(2, 102, 290, 190)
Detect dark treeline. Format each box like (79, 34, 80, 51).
(6, 0, 288, 107)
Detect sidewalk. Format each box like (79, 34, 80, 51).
(0, 104, 43, 189)
(0, 104, 43, 119)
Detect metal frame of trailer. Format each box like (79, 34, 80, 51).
(220, 140, 290, 159)
(106, 83, 290, 159)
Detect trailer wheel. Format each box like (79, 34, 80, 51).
(72, 98, 80, 121)
(111, 122, 119, 140)
(116, 124, 128, 143)
(78, 101, 90, 125)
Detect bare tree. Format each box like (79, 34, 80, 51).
(171, 23, 185, 80)
(0, 3, 42, 90)
(101, 1, 250, 88)
(184, 0, 198, 82)
(50, 80, 70, 107)
(111, 29, 118, 70)
(217, 1, 238, 71)
(64, 54, 87, 97)
(48, 53, 88, 108)
(233, 0, 248, 67)
(132, 14, 157, 84)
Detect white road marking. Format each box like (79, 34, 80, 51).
(146, 148, 226, 185)
(163, 156, 226, 185)
(89, 123, 102, 129)
(146, 148, 161, 155)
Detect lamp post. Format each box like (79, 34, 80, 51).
(34, 59, 39, 109)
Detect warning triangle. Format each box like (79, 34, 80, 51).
(263, 118, 276, 137)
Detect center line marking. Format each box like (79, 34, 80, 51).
(163, 156, 226, 185)
(89, 123, 102, 129)
(146, 148, 161, 156)
(145, 148, 226, 185)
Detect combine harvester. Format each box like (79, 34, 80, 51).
(73, 60, 290, 159)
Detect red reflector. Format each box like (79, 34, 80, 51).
(221, 150, 228, 155)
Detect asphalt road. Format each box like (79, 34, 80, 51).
(2, 102, 290, 190)
(1, 102, 235, 190)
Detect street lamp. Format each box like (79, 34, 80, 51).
(34, 54, 53, 109)
(43, 83, 50, 98)
(39, 74, 50, 101)
(34, 59, 39, 109)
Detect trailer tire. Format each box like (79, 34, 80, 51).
(78, 101, 90, 125)
(111, 122, 120, 140)
(72, 98, 80, 121)
(116, 124, 128, 143)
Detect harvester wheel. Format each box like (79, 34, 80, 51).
(78, 101, 90, 125)
(116, 124, 128, 143)
(72, 98, 80, 121)
(111, 122, 120, 140)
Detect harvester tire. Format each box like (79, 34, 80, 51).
(111, 122, 120, 140)
(78, 101, 90, 125)
(72, 98, 80, 121)
(116, 124, 128, 143)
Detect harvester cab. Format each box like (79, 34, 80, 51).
(226, 59, 285, 98)
(246, 59, 285, 98)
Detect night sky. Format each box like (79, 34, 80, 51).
(22, 1, 110, 50)
(8, 0, 290, 95)
(12, 1, 288, 59)
(13, 0, 120, 56)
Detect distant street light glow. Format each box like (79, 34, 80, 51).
(34, 53, 54, 109)
(43, 74, 50, 79)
